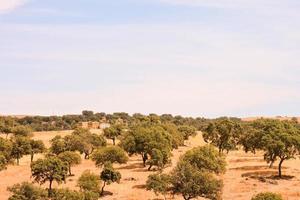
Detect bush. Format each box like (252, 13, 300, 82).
(7, 182, 47, 200)
(77, 170, 101, 194)
(251, 192, 283, 200)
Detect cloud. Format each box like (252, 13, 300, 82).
(0, 0, 27, 13)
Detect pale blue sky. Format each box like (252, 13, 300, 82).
(0, 0, 299, 117)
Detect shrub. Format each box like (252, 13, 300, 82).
(251, 192, 283, 200)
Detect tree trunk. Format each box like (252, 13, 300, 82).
(278, 158, 285, 178)
(30, 152, 34, 162)
(16, 157, 19, 165)
(148, 164, 152, 171)
(101, 181, 106, 195)
(84, 153, 89, 159)
(142, 153, 147, 167)
(69, 165, 72, 176)
(112, 138, 116, 145)
(269, 160, 274, 168)
(48, 180, 53, 197)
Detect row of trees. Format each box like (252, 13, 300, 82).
(0, 136, 45, 169)
(1, 111, 211, 132)
(203, 118, 300, 178)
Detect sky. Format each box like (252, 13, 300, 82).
(0, 0, 299, 118)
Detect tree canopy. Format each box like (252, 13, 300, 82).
(31, 157, 68, 197)
(91, 146, 128, 167)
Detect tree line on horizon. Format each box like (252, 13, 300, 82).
(0, 110, 212, 132)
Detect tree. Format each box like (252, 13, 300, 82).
(240, 119, 300, 178)
(120, 126, 151, 166)
(103, 125, 123, 145)
(50, 135, 67, 155)
(203, 118, 242, 154)
(261, 121, 300, 177)
(77, 170, 101, 198)
(7, 182, 48, 200)
(170, 161, 222, 200)
(100, 163, 121, 195)
(58, 151, 81, 176)
(120, 125, 173, 169)
(51, 188, 84, 200)
(0, 153, 7, 171)
(178, 125, 197, 140)
(181, 145, 226, 174)
(29, 139, 46, 162)
(162, 123, 184, 149)
(146, 173, 171, 200)
(251, 192, 283, 200)
(65, 129, 106, 159)
(31, 157, 68, 197)
(12, 126, 33, 137)
(91, 146, 128, 167)
(11, 136, 31, 165)
(0, 137, 12, 167)
(0, 123, 12, 138)
(147, 148, 171, 171)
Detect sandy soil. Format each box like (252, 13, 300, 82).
(1, 130, 300, 200)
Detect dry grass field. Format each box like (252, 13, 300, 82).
(0, 130, 300, 200)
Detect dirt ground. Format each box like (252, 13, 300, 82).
(0, 130, 300, 200)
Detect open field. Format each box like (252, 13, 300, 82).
(0, 130, 300, 200)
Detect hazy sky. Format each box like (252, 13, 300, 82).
(0, 0, 299, 117)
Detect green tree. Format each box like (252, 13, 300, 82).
(162, 123, 184, 149)
(0, 153, 7, 171)
(181, 145, 226, 174)
(91, 146, 128, 167)
(77, 170, 101, 197)
(12, 126, 33, 137)
(11, 136, 31, 165)
(29, 139, 46, 162)
(0, 123, 12, 138)
(31, 157, 68, 197)
(240, 119, 300, 177)
(261, 121, 300, 177)
(0, 137, 12, 167)
(147, 148, 171, 171)
(7, 182, 48, 200)
(100, 163, 121, 195)
(146, 173, 171, 200)
(170, 161, 222, 200)
(203, 118, 242, 154)
(51, 188, 84, 200)
(120, 126, 151, 166)
(251, 192, 283, 200)
(65, 129, 106, 159)
(120, 125, 172, 169)
(58, 151, 82, 176)
(50, 135, 67, 155)
(103, 125, 123, 145)
(178, 125, 197, 140)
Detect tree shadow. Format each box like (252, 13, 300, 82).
(231, 165, 286, 171)
(242, 170, 294, 183)
(132, 168, 149, 172)
(116, 162, 144, 170)
(132, 184, 146, 189)
(229, 158, 264, 163)
(101, 191, 113, 196)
